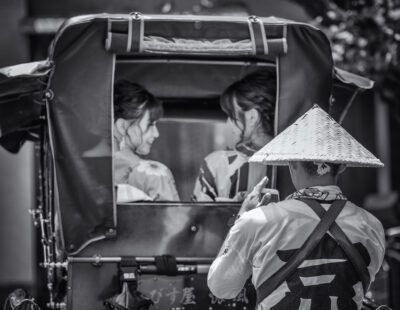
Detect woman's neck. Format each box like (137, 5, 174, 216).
(250, 129, 272, 149)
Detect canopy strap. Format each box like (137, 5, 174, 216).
(155, 255, 178, 276)
(120, 256, 138, 287)
(127, 12, 144, 52)
(105, 14, 287, 56)
(299, 198, 370, 293)
(248, 16, 268, 55)
(106, 12, 144, 53)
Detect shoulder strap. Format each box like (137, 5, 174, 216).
(299, 198, 371, 293)
(256, 199, 346, 305)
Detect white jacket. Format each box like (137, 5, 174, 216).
(208, 186, 385, 310)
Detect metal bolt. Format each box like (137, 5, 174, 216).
(249, 15, 259, 23)
(131, 12, 141, 19)
(45, 89, 54, 100)
(92, 254, 102, 267)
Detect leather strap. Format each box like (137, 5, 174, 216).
(248, 16, 268, 55)
(299, 198, 370, 293)
(155, 255, 178, 276)
(256, 199, 346, 305)
(119, 257, 138, 289)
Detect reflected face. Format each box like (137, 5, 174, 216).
(126, 109, 160, 155)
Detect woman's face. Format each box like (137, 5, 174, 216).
(225, 104, 258, 145)
(226, 117, 244, 145)
(126, 109, 159, 155)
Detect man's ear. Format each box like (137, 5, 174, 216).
(289, 162, 299, 171)
(337, 164, 347, 175)
(288, 162, 295, 180)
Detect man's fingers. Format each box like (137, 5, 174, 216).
(253, 176, 269, 193)
(259, 193, 271, 206)
(240, 177, 270, 213)
(233, 191, 247, 202)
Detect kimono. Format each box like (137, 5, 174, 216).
(193, 142, 271, 201)
(115, 148, 179, 201)
(208, 186, 385, 310)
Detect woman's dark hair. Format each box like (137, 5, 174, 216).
(114, 80, 163, 123)
(220, 70, 276, 136)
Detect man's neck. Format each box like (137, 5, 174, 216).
(296, 175, 337, 190)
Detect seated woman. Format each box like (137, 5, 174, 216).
(192, 70, 276, 201)
(113, 80, 180, 201)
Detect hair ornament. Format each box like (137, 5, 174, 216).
(314, 162, 331, 176)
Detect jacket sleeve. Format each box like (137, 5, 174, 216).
(207, 213, 254, 299)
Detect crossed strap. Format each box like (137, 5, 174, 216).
(299, 198, 370, 293)
(256, 199, 370, 305)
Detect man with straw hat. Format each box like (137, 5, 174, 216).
(208, 105, 385, 309)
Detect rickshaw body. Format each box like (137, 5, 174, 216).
(0, 13, 375, 309)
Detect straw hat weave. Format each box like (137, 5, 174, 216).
(249, 105, 383, 167)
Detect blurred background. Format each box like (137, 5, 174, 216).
(0, 0, 399, 306)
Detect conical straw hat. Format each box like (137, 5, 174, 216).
(249, 104, 383, 167)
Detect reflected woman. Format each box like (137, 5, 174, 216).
(193, 70, 276, 201)
(114, 80, 179, 201)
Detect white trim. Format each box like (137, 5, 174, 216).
(139, 18, 144, 52)
(271, 56, 280, 189)
(299, 258, 346, 268)
(247, 20, 256, 56)
(274, 56, 280, 136)
(300, 275, 335, 286)
(259, 20, 269, 55)
(117, 58, 274, 66)
(105, 19, 112, 51)
(127, 16, 133, 52)
(282, 24, 288, 54)
(105, 32, 112, 51)
(45, 89, 66, 251)
(111, 54, 117, 227)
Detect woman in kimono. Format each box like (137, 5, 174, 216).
(192, 70, 276, 201)
(113, 80, 179, 201)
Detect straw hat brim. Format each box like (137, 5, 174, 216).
(249, 154, 384, 167)
(249, 104, 384, 168)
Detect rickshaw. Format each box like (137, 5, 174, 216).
(0, 13, 389, 310)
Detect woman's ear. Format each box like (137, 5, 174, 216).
(115, 118, 128, 136)
(245, 108, 260, 128)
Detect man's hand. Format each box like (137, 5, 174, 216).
(238, 177, 270, 217)
(215, 191, 247, 202)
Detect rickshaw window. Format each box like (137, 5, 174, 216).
(114, 59, 276, 203)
